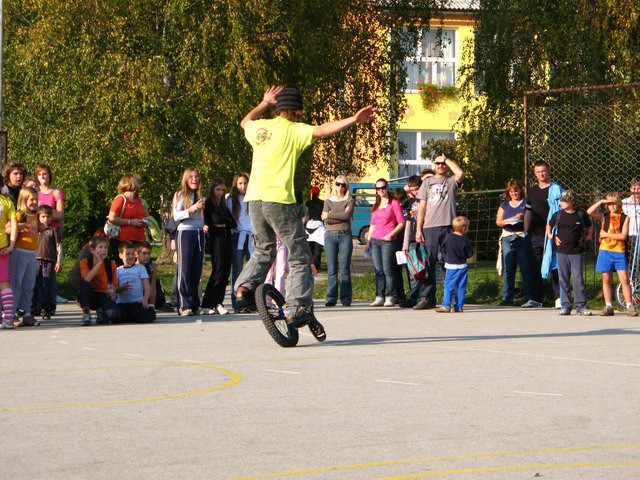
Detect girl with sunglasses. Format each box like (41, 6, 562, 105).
(321, 175, 355, 306)
(366, 178, 406, 307)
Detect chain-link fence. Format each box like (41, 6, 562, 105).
(524, 83, 640, 302)
(524, 82, 640, 195)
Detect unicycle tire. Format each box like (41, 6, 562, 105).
(256, 283, 299, 348)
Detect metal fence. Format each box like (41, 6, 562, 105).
(524, 82, 640, 195)
(524, 83, 640, 301)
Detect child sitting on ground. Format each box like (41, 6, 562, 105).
(547, 190, 593, 316)
(117, 241, 155, 323)
(78, 236, 120, 326)
(436, 216, 474, 313)
(587, 193, 638, 317)
(135, 240, 169, 311)
(32, 205, 63, 321)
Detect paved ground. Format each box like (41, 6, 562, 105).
(1, 300, 639, 479)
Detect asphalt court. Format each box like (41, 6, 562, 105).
(1, 301, 639, 479)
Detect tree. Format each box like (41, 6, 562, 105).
(456, 0, 640, 190)
(4, 0, 442, 252)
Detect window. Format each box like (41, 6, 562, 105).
(397, 130, 456, 177)
(405, 28, 457, 91)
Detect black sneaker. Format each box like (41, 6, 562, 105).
(286, 308, 313, 329)
(236, 288, 256, 311)
(308, 317, 327, 342)
(498, 299, 512, 306)
(413, 299, 431, 310)
(400, 300, 416, 308)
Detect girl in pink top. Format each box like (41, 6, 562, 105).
(36, 164, 65, 230)
(366, 178, 405, 307)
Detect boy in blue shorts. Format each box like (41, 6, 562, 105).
(587, 193, 638, 317)
(547, 191, 593, 316)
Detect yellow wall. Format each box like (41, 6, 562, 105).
(360, 15, 476, 183)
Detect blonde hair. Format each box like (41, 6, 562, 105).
(176, 167, 201, 209)
(118, 173, 140, 194)
(605, 192, 622, 209)
(334, 174, 350, 197)
(16, 187, 38, 214)
(452, 216, 470, 233)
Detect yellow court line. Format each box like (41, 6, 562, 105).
(227, 444, 640, 480)
(377, 461, 640, 479)
(1, 357, 242, 412)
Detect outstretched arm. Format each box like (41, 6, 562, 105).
(240, 86, 282, 129)
(312, 106, 376, 138)
(586, 199, 606, 222)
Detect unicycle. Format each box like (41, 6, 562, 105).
(255, 283, 326, 347)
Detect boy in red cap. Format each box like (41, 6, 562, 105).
(234, 86, 374, 339)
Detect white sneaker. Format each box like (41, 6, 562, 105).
(216, 304, 229, 315)
(180, 309, 193, 316)
(370, 297, 384, 307)
(203, 308, 216, 315)
(81, 312, 92, 326)
(383, 297, 395, 307)
(555, 298, 562, 309)
(1, 320, 14, 329)
(55, 295, 68, 304)
(522, 299, 543, 308)
(577, 310, 593, 316)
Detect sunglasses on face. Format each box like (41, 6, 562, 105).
(335, 182, 346, 188)
(375, 185, 388, 191)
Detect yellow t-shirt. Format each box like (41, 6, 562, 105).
(599, 212, 626, 253)
(15, 212, 39, 251)
(243, 116, 315, 204)
(0, 196, 15, 249)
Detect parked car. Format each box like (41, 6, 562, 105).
(350, 182, 406, 244)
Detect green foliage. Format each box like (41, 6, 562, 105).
(4, 0, 441, 253)
(456, 0, 640, 189)
(417, 83, 459, 111)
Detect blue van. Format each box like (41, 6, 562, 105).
(350, 182, 406, 244)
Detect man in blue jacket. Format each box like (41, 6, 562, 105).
(523, 160, 563, 308)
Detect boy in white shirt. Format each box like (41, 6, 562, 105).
(116, 241, 156, 323)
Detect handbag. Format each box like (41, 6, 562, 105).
(406, 243, 429, 282)
(104, 194, 127, 238)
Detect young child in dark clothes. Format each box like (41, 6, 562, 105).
(547, 190, 593, 316)
(437, 216, 474, 313)
(32, 205, 63, 320)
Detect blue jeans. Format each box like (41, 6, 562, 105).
(370, 238, 396, 298)
(501, 235, 532, 301)
(78, 282, 120, 322)
(442, 266, 468, 311)
(324, 231, 353, 304)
